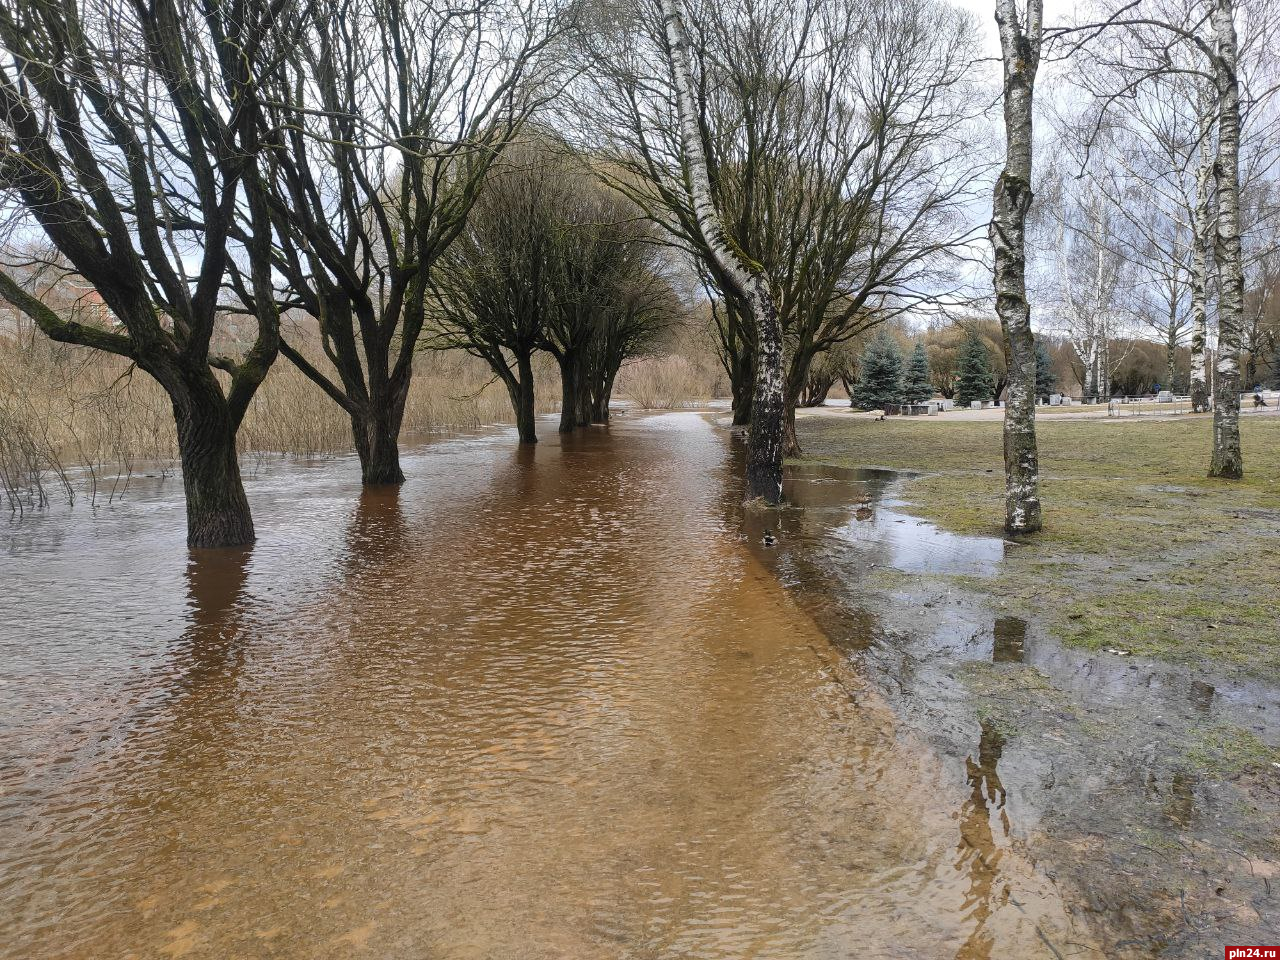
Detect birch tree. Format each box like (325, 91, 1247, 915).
(991, 0, 1043, 533)
(580, 0, 983, 458)
(657, 0, 785, 503)
(1066, 0, 1279, 476)
(1038, 176, 1133, 400)
(1204, 0, 1245, 476)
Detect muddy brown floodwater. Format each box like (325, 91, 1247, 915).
(2, 412, 1092, 958)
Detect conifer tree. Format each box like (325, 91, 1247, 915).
(851, 332, 904, 410)
(955, 331, 997, 406)
(902, 343, 934, 403)
(1035, 341, 1058, 401)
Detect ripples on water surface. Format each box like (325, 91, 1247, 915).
(1, 413, 1080, 958)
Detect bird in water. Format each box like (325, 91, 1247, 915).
(762, 530, 778, 547)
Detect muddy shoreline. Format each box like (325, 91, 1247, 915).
(763, 458, 1280, 957)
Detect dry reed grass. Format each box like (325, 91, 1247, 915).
(0, 333, 564, 509)
(617, 354, 712, 410)
(1, 312, 730, 510)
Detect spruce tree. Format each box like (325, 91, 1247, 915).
(902, 343, 933, 403)
(1034, 340, 1057, 401)
(851, 331, 904, 410)
(1269, 338, 1280, 390)
(954, 331, 996, 406)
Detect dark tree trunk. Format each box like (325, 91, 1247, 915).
(783, 349, 814, 457)
(557, 352, 580, 434)
(352, 396, 407, 485)
(782, 402, 801, 459)
(174, 383, 255, 549)
(513, 352, 538, 444)
(592, 369, 616, 424)
(800, 376, 834, 408)
(576, 368, 593, 429)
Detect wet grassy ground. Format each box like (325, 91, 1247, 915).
(792, 411, 1280, 956)
(798, 412, 1280, 681)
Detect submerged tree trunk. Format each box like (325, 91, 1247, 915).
(557, 351, 580, 434)
(991, 0, 1043, 534)
(1190, 84, 1215, 414)
(173, 380, 255, 549)
(1208, 0, 1244, 479)
(352, 396, 407, 485)
(576, 367, 594, 429)
(508, 352, 538, 444)
(591, 368, 617, 424)
(661, 0, 783, 503)
(743, 277, 786, 501)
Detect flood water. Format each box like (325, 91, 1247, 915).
(1, 413, 1087, 959)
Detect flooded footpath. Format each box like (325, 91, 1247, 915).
(0, 411, 1271, 957)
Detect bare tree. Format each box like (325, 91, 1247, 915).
(991, 0, 1043, 533)
(1037, 173, 1134, 400)
(0, 0, 283, 547)
(1205, 0, 1246, 476)
(578, 0, 984, 459)
(241, 0, 571, 484)
(428, 142, 674, 441)
(426, 147, 561, 443)
(1064, 0, 1280, 476)
(655, 0, 786, 503)
(1051, 82, 1202, 394)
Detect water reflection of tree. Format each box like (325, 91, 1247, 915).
(344, 486, 408, 568)
(955, 719, 1010, 960)
(174, 546, 253, 690)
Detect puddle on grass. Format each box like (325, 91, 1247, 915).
(760, 460, 1280, 958)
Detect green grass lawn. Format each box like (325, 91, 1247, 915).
(797, 413, 1280, 679)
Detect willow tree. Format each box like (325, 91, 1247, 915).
(991, 0, 1043, 533)
(426, 147, 560, 444)
(238, 0, 571, 484)
(429, 143, 673, 442)
(0, 0, 282, 547)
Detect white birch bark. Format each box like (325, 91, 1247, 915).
(659, 0, 785, 504)
(1208, 0, 1244, 477)
(991, 0, 1043, 533)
